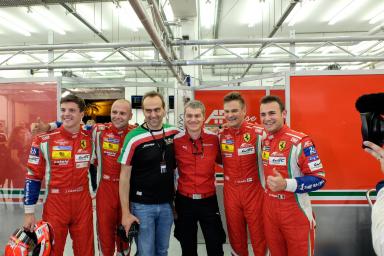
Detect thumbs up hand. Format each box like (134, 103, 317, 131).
(266, 168, 287, 192)
(31, 117, 50, 135)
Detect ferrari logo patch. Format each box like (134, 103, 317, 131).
(243, 133, 251, 142)
(80, 140, 87, 149)
(278, 141, 286, 151)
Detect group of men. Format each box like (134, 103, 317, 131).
(22, 90, 326, 256)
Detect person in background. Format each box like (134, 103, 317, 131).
(219, 92, 267, 255)
(23, 94, 95, 255)
(8, 126, 31, 187)
(118, 91, 178, 256)
(260, 95, 326, 256)
(363, 140, 384, 256)
(173, 100, 226, 255)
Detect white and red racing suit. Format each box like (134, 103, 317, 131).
(93, 123, 135, 256)
(219, 122, 267, 256)
(24, 126, 95, 256)
(262, 125, 326, 256)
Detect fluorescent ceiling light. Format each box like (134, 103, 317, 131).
(286, 0, 320, 27)
(369, 11, 384, 25)
(116, 2, 142, 32)
(321, 45, 340, 54)
(272, 63, 290, 67)
(229, 48, 249, 55)
(0, 54, 36, 65)
(161, 0, 174, 21)
(61, 90, 71, 97)
(76, 4, 108, 31)
(27, 6, 67, 35)
(89, 52, 110, 61)
(58, 52, 88, 61)
(0, 11, 33, 36)
(351, 41, 378, 54)
(242, 0, 268, 27)
(200, 0, 216, 29)
(328, 0, 366, 25)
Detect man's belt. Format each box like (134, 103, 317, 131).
(102, 174, 120, 182)
(50, 185, 85, 194)
(178, 190, 216, 200)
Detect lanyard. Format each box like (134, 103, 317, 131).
(146, 123, 166, 162)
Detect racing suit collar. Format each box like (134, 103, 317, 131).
(227, 121, 248, 135)
(267, 124, 289, 140)
(110, 123, 129, 135)
(186, 128, 208, 141)
(59, 125, 81, 139)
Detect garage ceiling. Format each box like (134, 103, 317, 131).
(0, 0, 382, 85)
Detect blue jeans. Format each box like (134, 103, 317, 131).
(131, 202, 174, 256)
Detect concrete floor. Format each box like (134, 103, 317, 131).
(0, 201, 251, 256)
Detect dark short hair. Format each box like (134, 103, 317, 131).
(184, 100, 206, 116)
(60, 94, 86, 112)
(142, 91, 165, 109)
(260, 95, 285, 112)
(223, 91, 245, 109)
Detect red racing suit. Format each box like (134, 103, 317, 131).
(219, 122, 267, 256)
(24, 126, 95, 256)
(93, 123, 135, 256)
(262, 125, 326, 256)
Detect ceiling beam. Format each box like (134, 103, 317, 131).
(0, 1, 97, 6)
(1, 35, 384, 52)
(240, 0, 300, 78)
(61, 3, 157, 82)
(129, 0, 184, 84)
(147, 0, 178, 60)
(213, 0, 222, 39)
(2, 56, 384, 70)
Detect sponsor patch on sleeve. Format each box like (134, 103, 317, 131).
(30, 147, 39, 156)
(303, 141, 313, 148)
(308, 155, 319, 162)
(303, 146, 317, 156)
(28, 155, 40, 165)
(308, 160, 323, 171)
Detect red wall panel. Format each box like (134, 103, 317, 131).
(290, 75, 384, 189)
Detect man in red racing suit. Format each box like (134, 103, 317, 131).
(93, 102, 136, 256)
(219, 92, 267, 256)
(23, 95, 95, 256)
(45, 99, 136, 255)
(260, 95, 326, 256)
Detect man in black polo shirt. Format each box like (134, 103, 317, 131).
(118, 91, 178, 256)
